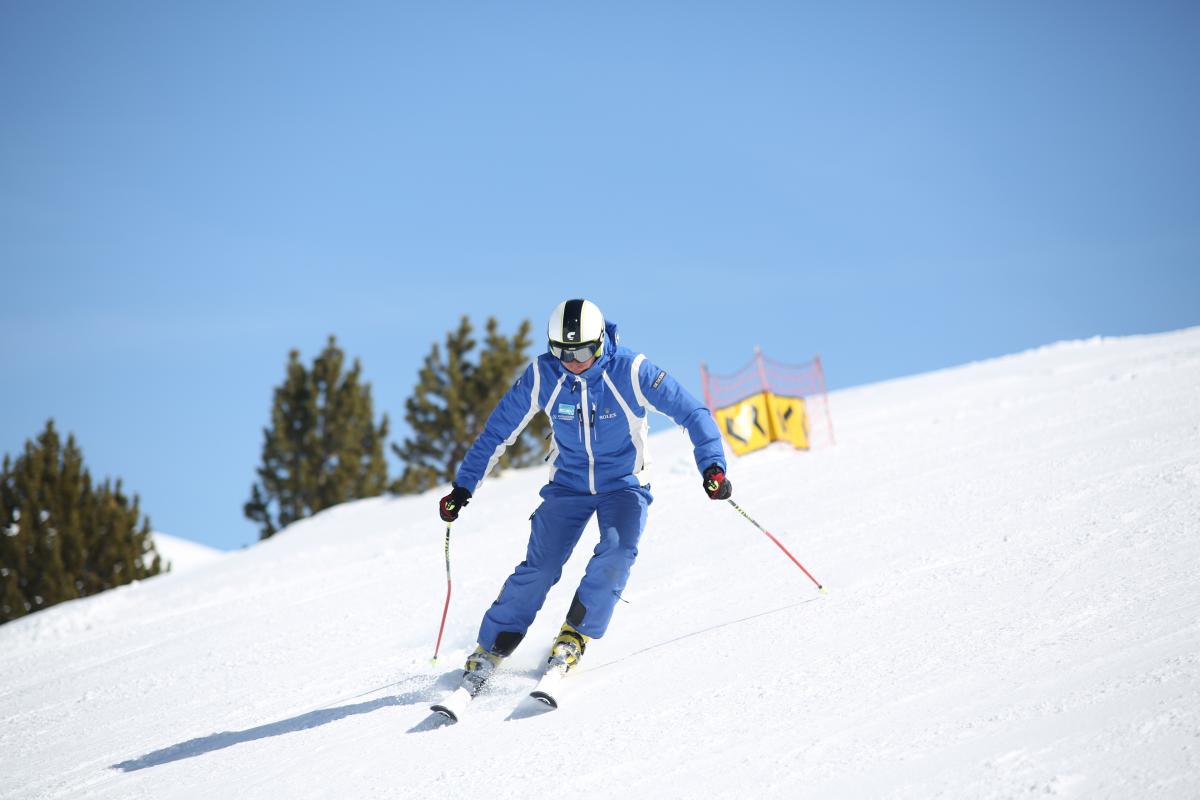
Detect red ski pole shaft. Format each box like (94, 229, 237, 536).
(431, 523, 453, 664)
(727, 499, 826, 592)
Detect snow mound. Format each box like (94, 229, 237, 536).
(152, 532, 226, 573)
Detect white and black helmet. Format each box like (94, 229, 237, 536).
(547, 299, 605, 362)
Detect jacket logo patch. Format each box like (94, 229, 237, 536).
(599, 408, 618, 421)
(556, 402, 577, 420)
(652, 370, 666, 390)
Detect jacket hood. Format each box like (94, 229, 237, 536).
(603, 320, 620, 349)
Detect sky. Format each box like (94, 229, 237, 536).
(2, 0, 1198, 551)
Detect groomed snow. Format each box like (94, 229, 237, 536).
(2, 328, 1198, 799)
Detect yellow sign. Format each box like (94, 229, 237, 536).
(767, 392, 809, 450)
(713, 392, 809, 455)
(713, 393, 772, 455)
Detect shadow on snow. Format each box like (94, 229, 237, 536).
(113, 673, 458, 772)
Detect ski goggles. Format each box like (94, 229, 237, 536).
(549, 339, 602, 363)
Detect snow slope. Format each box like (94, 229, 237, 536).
(2, 328, 1198, 799)
(151, 533, 225, 574)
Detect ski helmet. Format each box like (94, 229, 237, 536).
(547, 299, 605, 362)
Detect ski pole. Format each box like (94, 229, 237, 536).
(727, 499, 827, 593)
(431, 522, 453, 664)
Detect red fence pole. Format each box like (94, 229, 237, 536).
(814, 353, 835, 446)
(754, 345, 770, 394)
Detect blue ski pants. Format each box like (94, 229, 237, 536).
(478, 482, 653, 655)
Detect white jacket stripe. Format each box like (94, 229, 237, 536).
(630, 353, 661, 414)
(603, 370, 650, 482)
(543, 376, 566, 484)
(479, 362, 541, 489)
(543, 375, 565, 415)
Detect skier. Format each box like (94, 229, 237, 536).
(437, 298, 732, 699)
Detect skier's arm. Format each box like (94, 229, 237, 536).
(454, 362, 543, 495)
(635, 357, 726, 475)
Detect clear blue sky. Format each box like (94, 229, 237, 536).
(3, 1, 1197, 551)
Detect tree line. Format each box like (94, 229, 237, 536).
(1, 315, 548, 624)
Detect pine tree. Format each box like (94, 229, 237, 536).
(244, 335, 390, 540)
(392, 316, 549, 494)
(0, 420, 163, 625)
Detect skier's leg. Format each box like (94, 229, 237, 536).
(568, 485, 652, 640)
(477, 484, 596, 656)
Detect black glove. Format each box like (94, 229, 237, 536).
(439, 484, 472, 522)
(702, 464, 732, 500)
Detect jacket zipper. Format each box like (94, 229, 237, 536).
(580, 378, 596, 494)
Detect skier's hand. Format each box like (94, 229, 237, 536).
(439, 484, 472, 522)
(702, 465, 732, 500)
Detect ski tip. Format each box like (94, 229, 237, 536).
(529, 691, 558, 709)
(429, 704, 459, 723)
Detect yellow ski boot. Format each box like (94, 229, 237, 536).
(547, 622, 589, 674)
(529, 623, 589, 709)
(461, 645, 503, 696)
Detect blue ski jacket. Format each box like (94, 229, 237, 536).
(455, 321, 726, 495)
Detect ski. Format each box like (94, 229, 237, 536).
(424, 649, 499, 727)
(422, 656, 572, 728)
(528, 663, 568, 709)
(428, 684, 474, 724)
